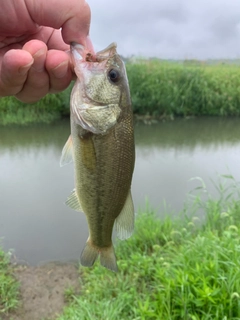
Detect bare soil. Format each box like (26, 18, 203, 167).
(2, 262, 80, 320)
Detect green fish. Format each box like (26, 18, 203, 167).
(60, 43, 135, 272)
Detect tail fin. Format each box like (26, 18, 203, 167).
(80, 242, 99, 268)
(80, 242, 118, 272)
(100, 246, 118, 272)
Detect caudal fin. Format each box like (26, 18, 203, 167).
(100, 246, 118, 272)
(80, 242, 98, 267)
(80, 242, 118, 272)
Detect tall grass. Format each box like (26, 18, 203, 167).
(1, 61, 240, 125)
(0, 249, 19, 316)
(57, 176, 240, 320)
(0, 84, 72, 125)
(127, 61, 240, 117)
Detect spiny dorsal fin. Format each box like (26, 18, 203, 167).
(115, 191, 135, 240)
(65, 189, 83, 212)
(60, 135, 73, 167)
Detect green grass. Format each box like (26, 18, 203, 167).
(0, 249, 19, 316)
(1, 176, 240, 319)
(0, 84, 72, 125)
(127, 61, 240, 117)
(57, 176, 240, 320)
(1, 60, 240, 125)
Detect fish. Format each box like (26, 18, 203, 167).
(60, 42, 135, 272)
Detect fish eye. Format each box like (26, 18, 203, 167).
(108, 69, 120, 83)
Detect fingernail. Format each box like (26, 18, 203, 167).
(18, 60, 34, 75)
(52, 61, 69, 78)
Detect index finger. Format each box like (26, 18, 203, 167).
(25, 0, 91, 46)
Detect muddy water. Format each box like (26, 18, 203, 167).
(1, 117, 240, 265)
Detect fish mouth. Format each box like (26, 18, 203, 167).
(71, 42, 117, 63)
(70, 42, 118, 89)
(70, 42, 120, 105)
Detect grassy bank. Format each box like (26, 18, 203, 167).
(57, 177, 240, 320)
(0, 249, 19, 317)
(1, 60, 240, 125)
(1, 178, 240, 319)
(0, 85, 72, 125)
(127, 61, 240, 117)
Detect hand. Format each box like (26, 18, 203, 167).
(0, 0, 92, 103)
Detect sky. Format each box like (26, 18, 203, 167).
(87, 0, 240, 60)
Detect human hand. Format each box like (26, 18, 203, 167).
(0, 0, 93, 103)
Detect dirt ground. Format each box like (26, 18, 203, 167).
(3, 262, 80, 320)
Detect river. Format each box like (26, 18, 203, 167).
(0, 117, 240, 265)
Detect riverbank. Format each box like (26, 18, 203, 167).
(2, 177, 240, 319)
(0, 250, 19, 317)
(1, 262, 80, 320)
(1, 60, 240, 125)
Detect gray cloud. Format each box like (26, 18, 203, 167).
(87, 0, 240, 59)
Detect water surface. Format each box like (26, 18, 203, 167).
(1, 117, 240, 265)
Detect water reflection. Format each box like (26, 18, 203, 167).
(0, 117, 240, 265)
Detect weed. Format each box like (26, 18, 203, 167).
(2, 61, 240, 125)
(0, 250, 19, 316)
(57, 177, 240, 320)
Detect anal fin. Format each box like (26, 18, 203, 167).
(115, 190, 135, 240)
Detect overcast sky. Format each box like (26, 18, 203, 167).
(87, 0, 240, 60)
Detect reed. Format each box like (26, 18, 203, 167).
(0, 84, 72, 125)
(127, 60, 240, 117)
(1, 61, 240, 125)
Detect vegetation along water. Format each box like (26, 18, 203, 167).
(1, 60, 240, 125)
(1, 59, 240, 317)
(2, 178, 240, 319)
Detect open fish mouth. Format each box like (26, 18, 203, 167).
(71, 42, 117, 63)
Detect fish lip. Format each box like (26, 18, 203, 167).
(71, 42, 117, 63)
(71, 42, 84, 60)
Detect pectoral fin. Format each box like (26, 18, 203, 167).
(65, 189, 83, 212)
(60, 135, 73, 167)
(115, 191, 135, 240)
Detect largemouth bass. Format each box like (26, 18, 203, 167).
(60, 42, 135, 272)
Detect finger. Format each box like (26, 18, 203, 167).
(42, 29, 69, 51)
(45, 49, 72, 93)
(0, 50, 33, 96)
(15, 40, 49, 103)
(25, 0, 91, 44)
